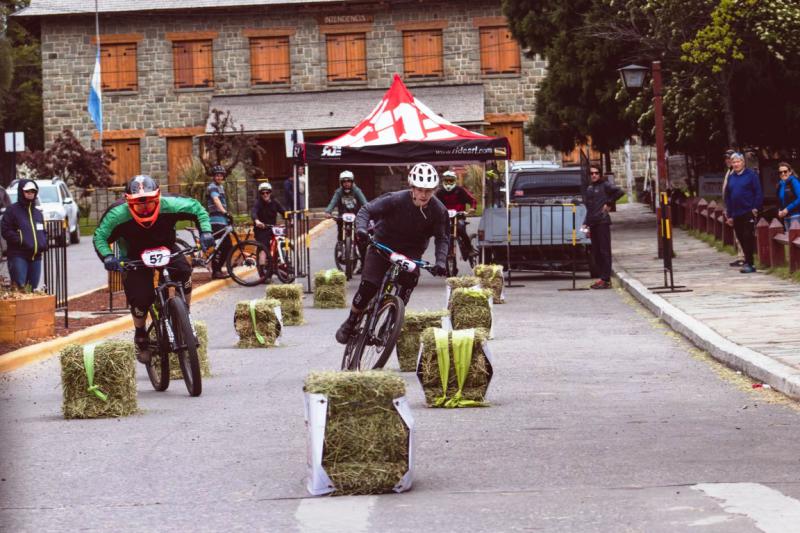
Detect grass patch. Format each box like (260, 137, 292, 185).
(686, 229, 737, 256)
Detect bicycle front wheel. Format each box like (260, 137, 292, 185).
(145, 307, 170, 391)
(355, 295, 405, 370)
(169, 297, 202, 396)
(344, 236, 353, 280)
(226, 239, 269, 287)
(275, 240, 296, 284)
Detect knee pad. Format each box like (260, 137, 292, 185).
(353, 280, 378, 309)
(131, 305, 148, 319)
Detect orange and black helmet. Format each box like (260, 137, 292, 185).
(125, 175, 161, 228)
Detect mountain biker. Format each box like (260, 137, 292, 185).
(325, 170, 369, 267)
(335, 163, 448, 344)
(207, 165, 231, 279)
(93, 175, 214, 364)
(252, 181, 286, 278)
(435, 170, 478, 261)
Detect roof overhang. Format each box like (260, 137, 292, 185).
(204, 84, 487, 135)
(13, 0, 347, 17)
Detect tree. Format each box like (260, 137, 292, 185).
(1, 0, 43, 150)
(503, 0, 638, 163)
(202, 109, 265, 179)
(18, 128, 113, 190)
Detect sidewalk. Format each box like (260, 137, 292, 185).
(612, 203, 800, 399)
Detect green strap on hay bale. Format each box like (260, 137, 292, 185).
(396, 310, 448, 372)
(82, 344, 108, 402)
(449, 287, 492, 331)
(234, 299, 282, 348)
(250, 299, 267, 345)
(417, 327, 492, 407)
(169, 320, 211, 380)
(60, 341, 137, 419)
(304, 371, 409, 495)
(266, 283, 304, 325)
(474, 264, 504, 303)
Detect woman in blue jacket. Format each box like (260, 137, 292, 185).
(0, 179, 48, 288)
(776, 162, 800, 231)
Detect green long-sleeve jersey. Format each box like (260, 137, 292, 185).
(93, 195, 212, 260)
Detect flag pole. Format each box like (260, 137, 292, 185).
(94, 0, 102, 145)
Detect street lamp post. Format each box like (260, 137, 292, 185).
(619, 61, 668, 258)
(619, 62, 690, 293)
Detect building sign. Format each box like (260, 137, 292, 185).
(320, 14, 374, 25)
(698, 173, 724, 198)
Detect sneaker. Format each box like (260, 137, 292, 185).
(335, 318, 357, 344)
(739, 264, 756, 273)
(590, 279, 612, 289)
(134, 332, 151, 364)
(729, 259, 745, 267)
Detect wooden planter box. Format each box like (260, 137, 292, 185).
(0, 294, 56, 343)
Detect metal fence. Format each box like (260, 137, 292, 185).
(285, 210, 312, 292)
(43, 219, 69, 327)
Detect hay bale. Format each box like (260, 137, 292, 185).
(474, 264, 505, 303)
(446, 275, 480, 290)
(314, 269, 347, 308)
(416, 327, 493, 407)
(60, 341, 138, 419)
(449, 287, 492, 332)
(396, 310, 448, 372)
(304, 371, 411, 495)
(266, 283, 304, 325)
(169, 320, 211, 380)
(234, 298, 282, 348)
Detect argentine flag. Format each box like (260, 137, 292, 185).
(88, 48, 103, 134)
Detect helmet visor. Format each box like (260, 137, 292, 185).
(130, 198, 158, 216)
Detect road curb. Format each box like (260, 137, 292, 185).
(615, 266, 800, 401)
(0, 218, 334, 373)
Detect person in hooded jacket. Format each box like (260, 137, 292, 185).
(1, 179, 48, 289)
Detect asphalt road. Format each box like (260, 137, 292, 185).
(2, 223, 800, 532)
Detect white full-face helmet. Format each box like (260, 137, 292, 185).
(339, 170, 355, 183)
(442, 170, 457, 191)
(408, 163, 439, 189)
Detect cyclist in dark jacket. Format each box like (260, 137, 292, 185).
(93, 175, 213, 363)
(1, 179, 48, 288)
(335, 163, 448, 343)
(582, 167, 624, 289)
(435, 170, 478, 261)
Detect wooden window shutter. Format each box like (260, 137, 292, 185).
(326, 34, 347, 81)
(403, 32, 418, 77)
(327, 33, 366, 82)
(346, 33, 366, 80)
(119, 44, 138, 90)
(250, 39, 268, 84)
(479, 27, 500, 75)
(500, 29, 520, 74)
(173, 41, 192, 88)
(250, 37, 289, 85)
(100, 44, 118, 91)
(403, 30, 443, 78)
(102, 139, 141, 185)
(194, 41, 214, 87)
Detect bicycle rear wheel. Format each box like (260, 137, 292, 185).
(169, 297, 201, 396)
(226, 239, 269, 287)
(341, 319, 366, 371)
(145, 306, 170, 391)
(275, 240, 296, 283)
(355, 295, 405, 370)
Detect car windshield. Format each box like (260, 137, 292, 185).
(512, 172, 582, 197)
(36, 185, 60, 203)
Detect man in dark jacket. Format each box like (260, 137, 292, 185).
(724, 152, 763, 273)
(1, 179, 48, 289)
(583, 167, 624, 289)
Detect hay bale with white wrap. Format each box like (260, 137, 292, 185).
(474, 264, 504, 303)
(169, 320, 211, 380)
(60, 341, 138, 419)
(416, 327, 493, 407)
(304, 371, 414, 496)
(266, 283, 304, 325)
(234, 298, 282, 348)
(396, 310, 448, 372)
(313, 269, 347, 308)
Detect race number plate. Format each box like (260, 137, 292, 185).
(273, 226, 285, 236)
(342, 213, 356, 223)
(448, 209, 457, 218)
(390, 252, 417, 273)
(141, 246, 171, 268)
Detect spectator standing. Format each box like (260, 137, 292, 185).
(721, 149, 745, 267)
(583, 166, 624, 289)
(1, 179, 48, 289)
(776, 162, 800, 231)
(724, 152, 763, 273)
(206, 165, 231, 279)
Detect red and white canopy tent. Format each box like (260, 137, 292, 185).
(301, 74, 511, 166)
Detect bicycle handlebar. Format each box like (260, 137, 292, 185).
(370, 240, 435, 273)
(118, 247, 198, 271)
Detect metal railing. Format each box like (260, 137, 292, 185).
(284, 210, 312, 292)
(43, 219, 69, 327)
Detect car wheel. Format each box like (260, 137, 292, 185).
(70, 224, 80, 244)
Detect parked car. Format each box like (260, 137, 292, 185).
(7, 178, 81, 245)
(477, 161, 594, 273)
